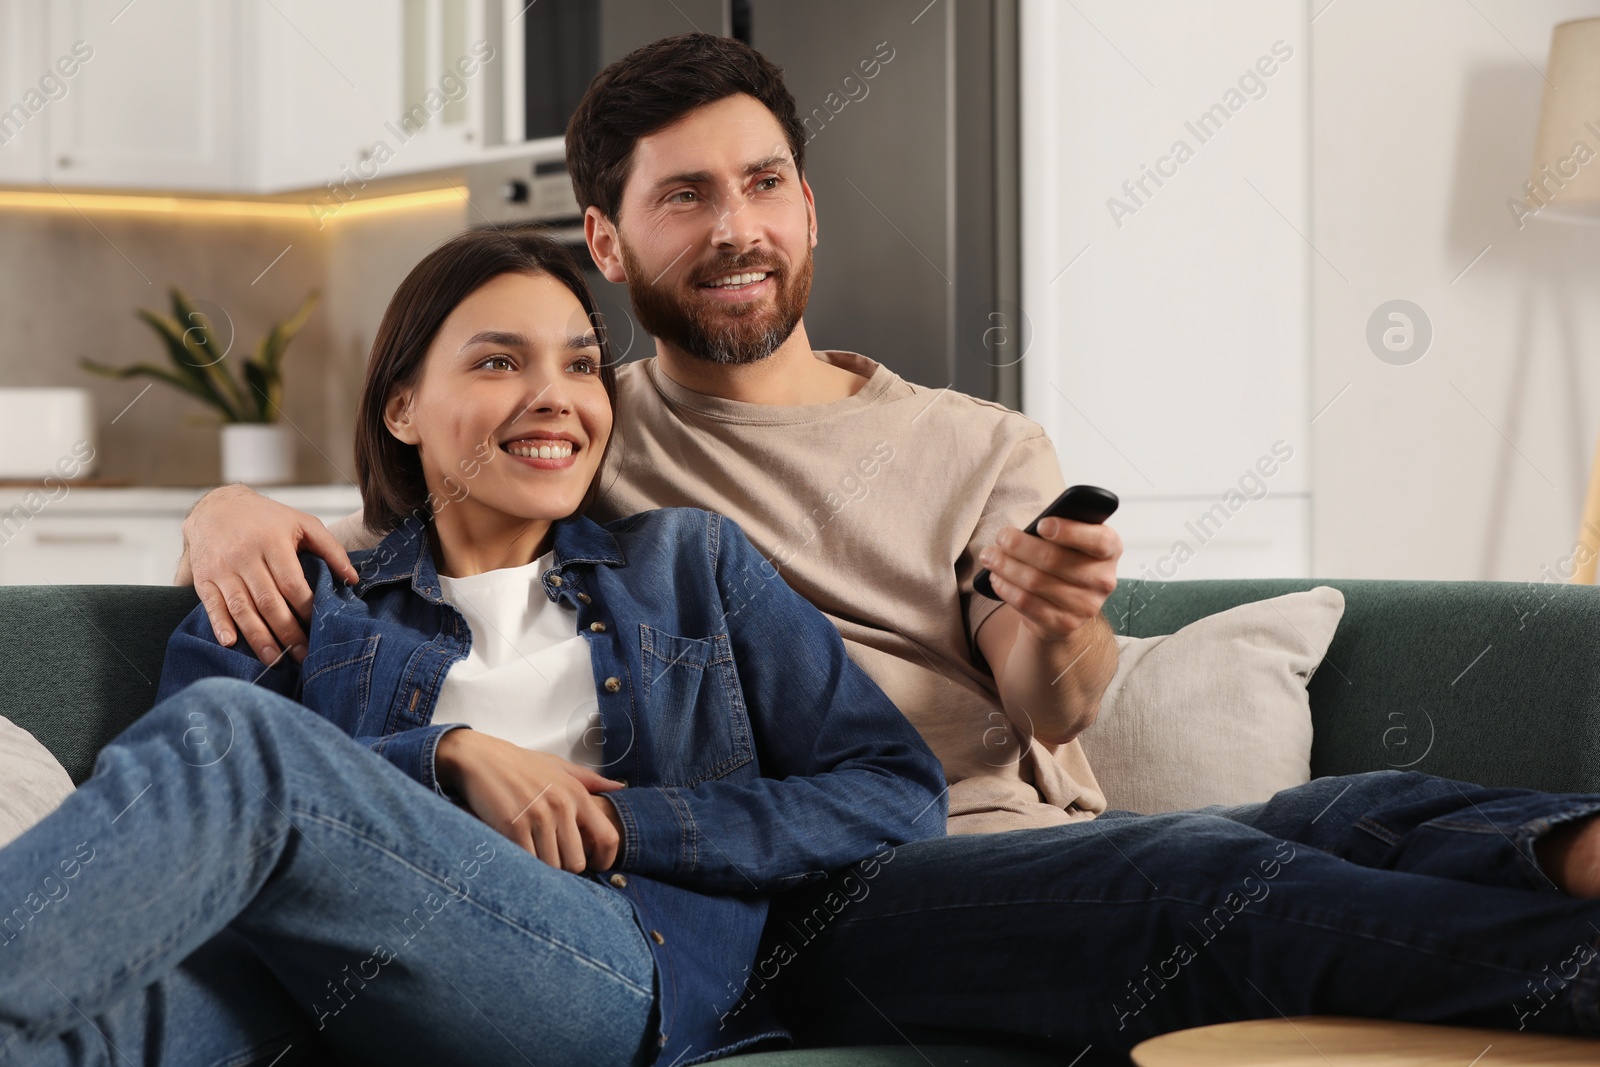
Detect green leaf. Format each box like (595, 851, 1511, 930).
(280, 289, 319, 339)
(255, 289, 319, 380)
(79, 357, 226, 410)
(251, 328, 281, 385)
(133, 309, 239, 417)
(242, 360, 278, 423)
(169, 289, 249, 418)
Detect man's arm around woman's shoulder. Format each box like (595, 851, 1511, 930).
(172, 484, 367, 668)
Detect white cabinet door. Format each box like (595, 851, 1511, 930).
(45, 0, 237, 190)
(243, 0, 502, 193)
(15, 0, 506, 194)
(0, 486, 361, 587)
(380, 0, 498, 175)
(0, 1, 48, 183)
(0, 516, 184, 586)
(242, 0, 405, 195)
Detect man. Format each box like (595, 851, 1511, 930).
(178, 33, 1600, 1055)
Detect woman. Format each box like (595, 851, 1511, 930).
(0, 227, 946, 1067)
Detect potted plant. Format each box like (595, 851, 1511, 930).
(81, 288, 319, 485)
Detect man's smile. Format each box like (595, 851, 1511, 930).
(695, 269, 776, 303)
(701, 271, 770, 289)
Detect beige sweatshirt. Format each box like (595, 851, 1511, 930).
(331, 351, 1106, 833)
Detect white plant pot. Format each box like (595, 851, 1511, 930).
(221, 423, 294, 486)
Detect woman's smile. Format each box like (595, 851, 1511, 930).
(500, 434, 580, 469)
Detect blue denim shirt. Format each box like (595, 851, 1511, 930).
(156, 507, 948, 1065)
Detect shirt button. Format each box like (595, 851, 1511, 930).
(609, 873, 628, 888)
(604, 676, 621, 693)
(577, 592, 592, 604)
(650, 929, 666, 945)
(549, 574, 563, 587)
(590, 621, 607, 633)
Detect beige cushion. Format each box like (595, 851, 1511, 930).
(1078, 587, 1346, 814)
(0, 717, 74, 848)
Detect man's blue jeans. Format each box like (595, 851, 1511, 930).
(769, 770, 1600, 1054)
(0, 678, 659, 1067)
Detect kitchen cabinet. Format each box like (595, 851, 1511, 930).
(0, 513, 186, 586)
(45, 0, 239, 190)
(244, 0, 518, 192)
(0, 1, 49, 184)
(4, 0, 520, 195)
(239, 0, 405, 194)
(0, 485, 361, 587)
(381, 0, 502, 174)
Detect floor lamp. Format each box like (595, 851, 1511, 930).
(1527, 19, 1600, 582)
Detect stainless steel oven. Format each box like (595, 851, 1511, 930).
(466, 150, 650, 364)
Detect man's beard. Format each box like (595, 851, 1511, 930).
(621, 239, 813, 366)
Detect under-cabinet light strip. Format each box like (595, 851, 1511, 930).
(0, 185, 467, 221)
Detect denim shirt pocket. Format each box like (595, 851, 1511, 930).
(639, 624, 752, 786)
(298, 634, 382, 736)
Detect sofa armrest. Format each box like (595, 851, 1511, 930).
(1104, 577, 1600, 794)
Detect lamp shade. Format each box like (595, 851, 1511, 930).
(1524, 17, 1600, 224)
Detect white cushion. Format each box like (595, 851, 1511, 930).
(0, 717, 75, 849)
(1078, 587, 1346, 814)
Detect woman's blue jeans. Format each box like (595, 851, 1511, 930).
(769, 768, 1600, 1054)
(0, 678, 659, 1067)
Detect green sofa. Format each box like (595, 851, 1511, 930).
(5, 575, 1600, 1066)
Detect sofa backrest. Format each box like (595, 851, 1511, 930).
(2, 585, 199, 782)
(5, 578, 1600, 795)
(1109, 577, 1600, 795)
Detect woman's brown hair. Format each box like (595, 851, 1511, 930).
(354, 225, 618, 535)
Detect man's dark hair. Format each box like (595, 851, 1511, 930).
(354, 225, 617, 536)
(566, 33, 806, 221)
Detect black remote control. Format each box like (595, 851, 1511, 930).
(973, 485, 1120, 600)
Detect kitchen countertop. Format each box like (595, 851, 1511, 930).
(0, 484, 361, 515)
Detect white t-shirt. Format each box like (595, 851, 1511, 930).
(432, 549, 603, 769)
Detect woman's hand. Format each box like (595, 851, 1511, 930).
(437, 729, 626, 873)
